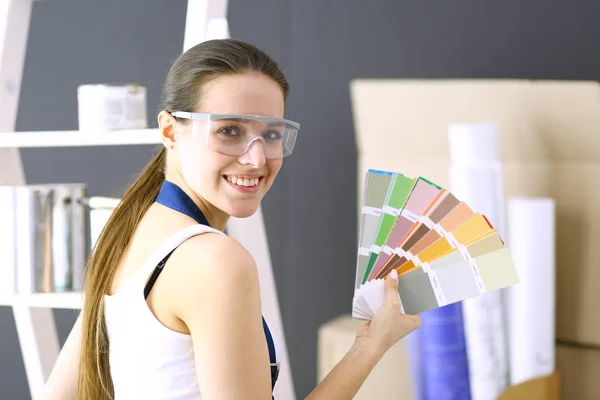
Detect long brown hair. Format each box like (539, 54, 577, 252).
(77, 38, 289, 399)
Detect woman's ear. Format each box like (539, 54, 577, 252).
(158, 110, 177, 150)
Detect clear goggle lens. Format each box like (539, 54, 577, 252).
(171, 112, 299, 159)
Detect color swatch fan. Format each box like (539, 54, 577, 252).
(353, 169, 520, 320)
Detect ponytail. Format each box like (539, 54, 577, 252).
(77, 148, 166, 399)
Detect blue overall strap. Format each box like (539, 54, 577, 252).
(154, 180, 279, 393)
(155, 180, 210, 226)
(262, 316, 278, 391)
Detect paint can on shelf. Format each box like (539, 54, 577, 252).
(77, 83, 148, 131)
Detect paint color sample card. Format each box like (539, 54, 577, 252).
(355, 170, 395, 289)
(353, 170, 520, 320)
(362, 173, 416, 283)
(405, 213, 496, 273)
(389, 201, 477, 276)
(374, 190, 464, 280)
(366, 177, 442, 282)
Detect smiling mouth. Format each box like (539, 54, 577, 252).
(224, 175, 263, 187)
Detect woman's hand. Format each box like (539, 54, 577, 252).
(306, 269, 421, 400)
(354, 269, 421, 355)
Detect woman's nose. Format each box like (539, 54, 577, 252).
(239, 138, 266, 167)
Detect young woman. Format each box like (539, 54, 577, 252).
(41, 39, 421, 400)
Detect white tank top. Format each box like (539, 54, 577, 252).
(104, 224, 281, 399)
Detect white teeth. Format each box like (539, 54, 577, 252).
(227, 176, 259, 187)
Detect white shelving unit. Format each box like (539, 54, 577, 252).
(0, 292, 84, 309)
(0, 129, 160, 312)
(1, 1, 295, 400)
(0, 128, 161, 315)
(0, 129, 161, 148)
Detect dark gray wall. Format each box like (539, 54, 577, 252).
(3, 0, 600, 399)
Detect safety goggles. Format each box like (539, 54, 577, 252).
(171, 112, 300, 159)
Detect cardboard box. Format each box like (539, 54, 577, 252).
(318, 315, 415, 399)
(556, 345, 600, 399)
(498, 370, 560, 400)
(350, 79, 600, 346)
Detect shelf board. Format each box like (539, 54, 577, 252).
(0, 129, 161, 148)
(0, 292, 83, 309)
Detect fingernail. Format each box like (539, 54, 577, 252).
(390, 269, 398, 281)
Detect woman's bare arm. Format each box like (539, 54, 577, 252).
(170, 234, 273, 400)
(39, 312, 82, 400)
(306, 270, 421, 400)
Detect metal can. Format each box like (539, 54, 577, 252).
(77, 83, 148, 131)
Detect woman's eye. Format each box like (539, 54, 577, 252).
(218, 127, 240, 136)
(264, 131, 283, 140)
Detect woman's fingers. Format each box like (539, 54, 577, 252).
(384, 269, 400, 306)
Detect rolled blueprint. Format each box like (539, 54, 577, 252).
(420, 303, 471, 399)
(506, 197, 556, 385)
(448, 122, 509, 400)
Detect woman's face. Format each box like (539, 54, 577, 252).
(173, 73, 286, 219)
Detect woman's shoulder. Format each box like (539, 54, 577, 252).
(174, 226, 256, 274)
(160, 226, 261, 314)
